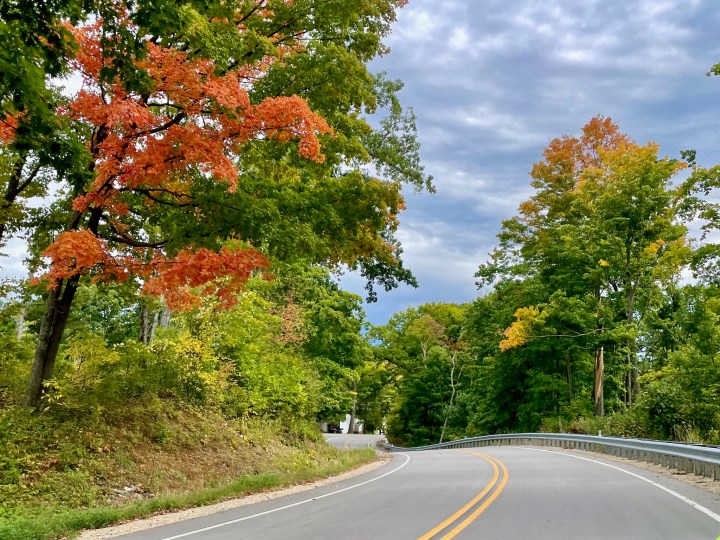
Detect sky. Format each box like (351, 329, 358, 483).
(2, 1, 720, 327)
(341, 0, 720, 325)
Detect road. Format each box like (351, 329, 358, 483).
(323, 432, 385, 450)
(114, 444, 720, 539)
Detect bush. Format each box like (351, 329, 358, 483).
(0, 331, 33, 407)
(570, 410, 649, 439)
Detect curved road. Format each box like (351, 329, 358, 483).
(323, 432, 386, 450)
(114, 444, 720, 539)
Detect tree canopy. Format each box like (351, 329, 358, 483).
(0, 0, 431, 407)
(374, 115, 720, 446)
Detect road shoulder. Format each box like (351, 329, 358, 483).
(79, 454, 391, 539)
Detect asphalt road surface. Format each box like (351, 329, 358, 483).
(114, 446, 720, 539)
(323, 432, 386, 450)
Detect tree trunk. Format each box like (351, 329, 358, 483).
(440, 351, 461, 444)
(16, 306, 25, 342)
(420, 341, 428, 363)
(159, 297, 171, 328)
(25, 205, 102, 408)
(594, 290, 605, 417)
(348, 395, 357, 434)
(25, 276, 80, 407)
(625, 285, 637, 406)
(150, 310, 160, 342)
(139, 304, 150, 344)
(625, 356, 632, 406)
(140, 302, 162, 345)
(594, 346, 604, 416)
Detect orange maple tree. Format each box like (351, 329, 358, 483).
(15, 1, 426, 408)
(519, 115, 633, 226)
(29, 17, 331, 308)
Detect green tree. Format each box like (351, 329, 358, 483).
(371, 303, 469, 445)
(634, 285, 720, 441)
(488, 117, 689, 418)
(6, 0, 430, 407)
(298, 274, 371, 425)
(463, 280, 554, 434)
(355, 358, 396, 434)
(250, 265, 373, 425)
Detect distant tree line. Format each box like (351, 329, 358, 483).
(373, 114, 720, 447)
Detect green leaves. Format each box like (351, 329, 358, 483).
(369, 303, 471, 445)
(458, 118, 698, 435)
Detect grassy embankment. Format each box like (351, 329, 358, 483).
(0, 398, 376, 540)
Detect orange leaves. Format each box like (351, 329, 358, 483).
(197, 69, 252, 112)
(39, 230, 112, 286)
(67, 20, 104, 81)
(530, 116, 633, 189)
(0, 114, 19, 143)
(580, 115, 631, 163)
(142, 246, 270, 310)
(64, 19, 332, 212)
(38, 230, 269, 311)
(251, 96, 332, 162)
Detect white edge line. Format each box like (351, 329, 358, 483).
(157, 453, 411, 540)
(527, 447, 720, 524)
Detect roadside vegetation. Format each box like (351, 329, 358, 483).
(0, 273, 382, 539)
(0, 399, 375, 540)
(0, 1, 424, 539)
(374, 115, 720, 448)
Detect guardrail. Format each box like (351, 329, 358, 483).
(386, 433, 720, 480)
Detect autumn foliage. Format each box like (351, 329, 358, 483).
(39, 229, 270, 309)
(520, 115, 633, 224)
(27, 16, 334, 307)
(499, 306, 540, 351)
(142, 246, 270, 310)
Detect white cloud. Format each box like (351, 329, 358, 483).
(453, 106, 547, 151)
(0, 237, 30, 280)
(363, 0, 720, 322)
(396, 221, 489, 290)
(390, 3, 448, 43)
(448, 27, 470, 51)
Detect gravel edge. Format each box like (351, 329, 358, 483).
(78, 455, 391, 539)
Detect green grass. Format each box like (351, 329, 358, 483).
(0, 399, 378, 540)
(0, 447, 376, 540)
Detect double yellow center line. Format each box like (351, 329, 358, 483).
(417, 451, 509, 540)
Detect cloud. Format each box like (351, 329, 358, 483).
(5, 0, 720, 328)
(354, 0, 720, 324)
(0, 237, 30, 279)
(448, 27, 470, 52)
